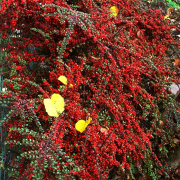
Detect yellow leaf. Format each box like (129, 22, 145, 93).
(58, 75, 73, 87)
(110, 6, 119, 17)
(164, 14, 170, 20)
(51, 94, 64, 114)
(69, 83, 73, 88)
(86, 117, 91, 125)
(58, 76, 67, 85)
(75, 117, 91, 133)
(44, 99, 59, 117)
(159, 120, 164, 125)
(44, 94, 64, 117)
(75, 120, 87, 133)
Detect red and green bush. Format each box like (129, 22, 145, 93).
(0, 0, 179, 179)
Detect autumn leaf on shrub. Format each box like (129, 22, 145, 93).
(44, 94, 64, 117)
(164, 14, 171, 20)
(110, 6, 119, 17)
(173, 59, 180, 66)
(75, 117, 91, 133)
(167, 7, 174, 16)
(58, 75, 73, 88)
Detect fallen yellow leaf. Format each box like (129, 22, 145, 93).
(75, 117, 91, 133)
(110, 6, 119, 17)
(44, 94, 64, 117)
(58, 76, 67, 85)
(58, 75, 73, 87)
(164, 14, 170, 20)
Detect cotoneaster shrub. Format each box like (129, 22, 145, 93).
(0, 0, 179, 179)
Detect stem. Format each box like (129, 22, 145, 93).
(43, 114, 63, 153)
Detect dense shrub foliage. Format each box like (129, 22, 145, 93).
(0, 0, 179, 179)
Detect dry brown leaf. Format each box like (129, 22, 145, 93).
(107, 166, 114, 172)
(116, 170, 126, 179)
(176, 108, 180, 113)
(107, 147, 114, 155)
(100, 127, 108, 135)
(157, 110, 160, 116)
(175, 168, 180, 174)
(91, 56, 99, 61)
(138, 176, 144, 180)
(114, 174, 123, 179)
(167, 7, 174, 16)
(8, 156, 20, 168)
(126, 173, 132, 180)
(138, 175, 153, 180)
(137, 30, 144, 38)
(157, 169, 164, 175)
(175, 67, 180, 75)
(173, 138, 180, 144)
